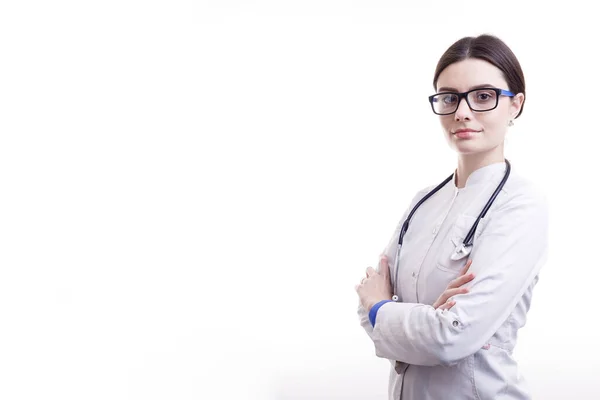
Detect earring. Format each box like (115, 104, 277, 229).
(508, 120, 514, 127)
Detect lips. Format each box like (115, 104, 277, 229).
(453, 129, 481, 139)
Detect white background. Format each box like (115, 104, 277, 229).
(1, 1, 598, 399)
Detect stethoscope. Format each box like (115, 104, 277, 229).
(391, 159, 511, 302)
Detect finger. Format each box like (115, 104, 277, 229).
(379, 255, 390, 278)
(448, 272, 476, 289)
(433, 296, 448, 309)
(437, 300, 456, 311)
(445, 287, 470, 301)
(458, 259, 473, 276)
(366, 266, 376, 277)
(435, 287, 469, 307)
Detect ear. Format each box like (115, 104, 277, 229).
(510, 93, 525, 119)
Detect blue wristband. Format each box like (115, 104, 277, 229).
(369, 299, 393, 327)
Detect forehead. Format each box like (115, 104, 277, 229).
(436, 58, 508, 92)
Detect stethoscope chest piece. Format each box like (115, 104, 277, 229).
(450, 243, 472, 260)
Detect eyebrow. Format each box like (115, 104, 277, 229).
(436, 83, 499, 92)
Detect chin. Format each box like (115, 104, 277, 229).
(452, 145, 483, 155)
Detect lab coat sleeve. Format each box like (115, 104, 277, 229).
(356, 222, 403, 358)
(369, 189, 549, 367)
(357, 187, 432, 347)
(358, 271, 396, 368)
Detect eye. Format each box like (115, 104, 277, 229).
(471, 89, 496, 103)
(441, 94, 458, 104)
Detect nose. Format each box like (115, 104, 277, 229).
(454, 97, 472, 121)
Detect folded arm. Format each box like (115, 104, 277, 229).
(369, 191, 549, 367)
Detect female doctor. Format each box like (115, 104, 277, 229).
(355, 34, 549, 400)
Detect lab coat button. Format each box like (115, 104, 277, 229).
(452, 320, 459, 327)
(412, 272, 416, 278)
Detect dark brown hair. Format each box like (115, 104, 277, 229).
(433, 34, 526, 119)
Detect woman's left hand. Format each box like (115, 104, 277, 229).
(355, 255, 393, 311)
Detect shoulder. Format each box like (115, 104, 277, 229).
(491, 168, 548, 218)
(415, 182, 438, 198)
(406, 183, 438, 208)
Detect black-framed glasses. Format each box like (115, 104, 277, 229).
(428, 88, 515, 115)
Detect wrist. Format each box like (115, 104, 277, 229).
(368, 299, 394, 327)
(366, 297, 387, 312)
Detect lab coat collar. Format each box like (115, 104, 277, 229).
(453, 161, 507, 190)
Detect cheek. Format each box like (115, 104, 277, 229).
(439, 117, 453, 132)
(481, 117, 506, 134)
(481, 107, 510, 131)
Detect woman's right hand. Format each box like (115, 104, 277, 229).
(433, 259, 475, 310)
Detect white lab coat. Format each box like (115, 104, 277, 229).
(358, 161, 549, 400)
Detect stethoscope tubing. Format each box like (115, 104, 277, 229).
(391, 159, 511, 301)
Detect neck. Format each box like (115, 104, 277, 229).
(455, 147, 505, 189)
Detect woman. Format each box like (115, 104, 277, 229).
(355, 34, 549, 400)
